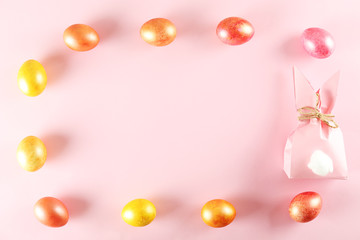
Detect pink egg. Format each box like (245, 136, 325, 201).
(301, 28, 335, 58)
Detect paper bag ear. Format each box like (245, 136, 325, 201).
(319, 71, 340, 114)
(293, 66, 318, 109)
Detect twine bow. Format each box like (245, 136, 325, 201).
(297, 93, 338, 128)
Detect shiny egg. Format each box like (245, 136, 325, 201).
(289, 191, 322, 223)
(216, 17, 255, 45)
(121, 199, 156, 227)
(34, 197, 69, 227)
(63, 24, 99, 51)
(201, 199, 236, 228)
(17, 60, 47, 97)
(302, 27, 335, 58)
(17, 136, 47, 172)
(140, 18, 176, 46)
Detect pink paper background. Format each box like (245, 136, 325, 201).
(1, 0, 360, 239)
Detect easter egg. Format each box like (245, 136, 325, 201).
(17, 60, 47, 97)
(216, 17, 255, 45)
(140, 18, 176, 46)
(289, 191, 322, 223)
(201, 199, 236, 228)
(63, 24, 99, 51)
(302, 28, 335, 58)
(34, 197, 69, 227)
(121, 199, 156, 227)
(17, 136, 47, 172)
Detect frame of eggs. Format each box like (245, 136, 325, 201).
(16, 17, 335, 228)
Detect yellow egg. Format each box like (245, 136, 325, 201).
(17, 136, 47, 172)
(17, 60, 47, 96)
(121, 199, 156, 227)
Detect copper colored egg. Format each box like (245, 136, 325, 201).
(289, 191, 322, 223)
(140, 18, 176, 46)
(63, 24, 99, 51)
(34, 197, 69, 227)
(216, 17, 254, 45)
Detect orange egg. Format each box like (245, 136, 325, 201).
(216, 17, 254, 45)
(34, 197, 69, 227)
(140, 18, 176, 46)
(63, 24, 99, 51)
(201, 199, 236, 228)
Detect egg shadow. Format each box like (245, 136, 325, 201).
(227, 196, 264, 219)
(42, 133, 69, 160)
(168, 9, 219, 48)
(268, 197, 295, 228)
(41, 52, 69, 85)
(61, 196, 89, 218)
(150, 196, 182, 219)
(90, 17, 119, 42)
(176, 205, 209, 238)
(282, 35, 309, 60)
(150, 196, 209, 236)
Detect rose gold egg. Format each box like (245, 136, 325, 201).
(34, 197, 69, 227)
(140, 18, 176, 46)
(289, 191, 322, 223)
(63, 24, 99, 51)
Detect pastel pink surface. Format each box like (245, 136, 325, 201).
(1, 0, 360, 239)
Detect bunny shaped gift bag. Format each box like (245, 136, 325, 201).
(284, 67, 348, 179)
